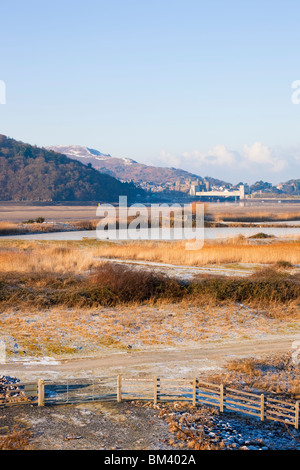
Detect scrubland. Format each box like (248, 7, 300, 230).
(0, 241, 299, 311)
(0, 238, 299, 360)
(0, 236, 299, 450)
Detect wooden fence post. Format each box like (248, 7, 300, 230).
(192, 378, 197, 406)
(117, 375, 122, 403)
(154, 377, 159, 405)
(260, 394, 265, 421)
(295, 401, 299, 430)
(38, 379, 45, 407)
(220, 384, 224, 413)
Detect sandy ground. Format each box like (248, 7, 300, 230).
(96, 258, 258, 278)
(1, 202, 300, 223)
(96, 258, 300, 279)
(0, 400, 175, 450)
(0, 204, 99, 222)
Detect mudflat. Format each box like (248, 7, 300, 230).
(0, 204, 99, 222)
(1, 202, 300, 223)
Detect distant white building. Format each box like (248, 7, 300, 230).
(189, 184, 246, 200)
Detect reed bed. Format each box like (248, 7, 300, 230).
(0, 239, 300, 273)
(0, 221, 72, 236)
(0, 222, 28, 236)
(0, 243, 97, 273)
(212, 210, 300, 223)
(96, 239, 300, 267)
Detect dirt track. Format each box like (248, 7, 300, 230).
(1, 335, 296, 381)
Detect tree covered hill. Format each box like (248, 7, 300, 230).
(0, 135, 143, 202)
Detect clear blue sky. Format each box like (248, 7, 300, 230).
(0, 0, 300, 184)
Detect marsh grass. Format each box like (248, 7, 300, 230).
(0, 222, 29, 235)
(89, 263, 183, 304)
(188, 267, 300, 308)
(212, 210, 300, 223)
(0, 240, 298, 313)
(1, 239, 300, 272)
(90, 239, 300, 266)
(0, 243, 97, 273)
(208, 353, 300, 397)
(0, 221, 70, 236)
(0, 261, 299, 311)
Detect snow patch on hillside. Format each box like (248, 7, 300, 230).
(47, 145, 111, 160)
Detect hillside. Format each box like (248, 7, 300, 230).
(0, 135, 143, 202)
(277, 179, 300, 195)
(47, 145, 228, 188)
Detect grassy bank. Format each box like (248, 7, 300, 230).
(0, 220, 101, 236)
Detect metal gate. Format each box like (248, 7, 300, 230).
(44, 376, 117, 405)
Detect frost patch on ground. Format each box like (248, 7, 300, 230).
(11, 357, 61, 366)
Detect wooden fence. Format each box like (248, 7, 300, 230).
(118, 376, 300, 430)
(0, 380, 43, 407)
(1, 375, 299, 430)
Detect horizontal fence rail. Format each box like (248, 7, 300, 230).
(1, 375, 299, 429)
(119, 376, 300, 430)
(44, 377, 117, 405)
(0, 381, 39, 407)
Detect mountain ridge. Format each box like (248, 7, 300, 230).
(46, 144, 228, 188)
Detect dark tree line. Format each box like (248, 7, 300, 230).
(0, 135, 143, 202)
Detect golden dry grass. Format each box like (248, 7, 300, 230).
(96, 239, 300, 266)
(0, 239, 300, 273)
(0, 426, 32, 450)
(0, 243, 97, 273)
(2, 303, 298, 358)
(0, 221, 72, 236)
(208, 353, 300, 397)
(213, 210, 300, 223)
(0, 241, 298, 362)
(0, 222, 28, 235)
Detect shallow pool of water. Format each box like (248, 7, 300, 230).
(1, 225, 299, 241)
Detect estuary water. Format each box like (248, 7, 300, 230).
(1, 225, 299, 241)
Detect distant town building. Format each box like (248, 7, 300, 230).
(189, 184, 246, 200)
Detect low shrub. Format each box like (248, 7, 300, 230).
(88, 263, 184, 304)
(0, 263, 299, 310)
(187, 273, 300, 306)
(248, 232, 274, 239)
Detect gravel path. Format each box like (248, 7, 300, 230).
(1, 335, 295, 381)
